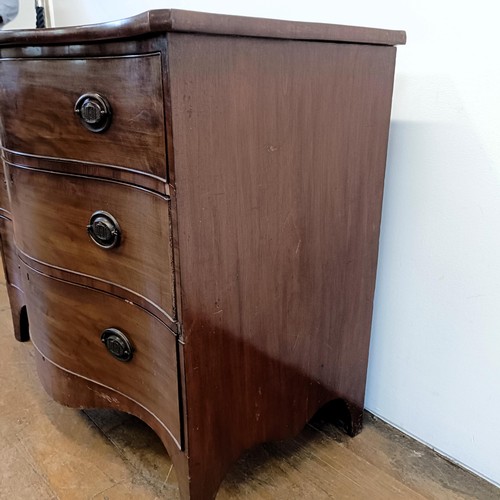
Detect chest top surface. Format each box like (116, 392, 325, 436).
(0, 8, 406, 47)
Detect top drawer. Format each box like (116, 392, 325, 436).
(0, 54, 166, 180)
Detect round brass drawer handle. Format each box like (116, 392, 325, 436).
(87, 210, 121, 249)
(74, 92, 112, 133)
(101, 328, 133, 362)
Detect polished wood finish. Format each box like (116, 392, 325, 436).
(169, 34, 396, 497)
(2, 150, 169, 194)
(0, 54, 167, 179)
(0, 216, 28, 341)
(0, 217, 20, 291)
(0, 163, 28, 341)
(7, 164, 175, 320)
(22, 262, 182, 447)
(0, 10, 404, 500)
(0, 9, 405, 47)
(0, 162, 10, 216)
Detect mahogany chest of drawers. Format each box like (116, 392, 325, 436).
(0, 10, 405, 499)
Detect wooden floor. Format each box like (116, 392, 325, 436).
(0, 273, 498, 499)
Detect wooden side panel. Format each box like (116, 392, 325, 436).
(0, 160, 9, 216)
(0, 216, 20, 290)
(7, 165, 175, 320)
(169, 34, 396, 495)
(1, 152, 28, 342)
(0, 215, 28, 342)
(22, 263, 182, 448)
(0, 54, 167, 179)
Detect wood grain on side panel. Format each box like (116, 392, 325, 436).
(168, 34, 396, 496)
(0, 216, 28, 341)
(0, 161, 9, 216)
(0, 217, 20, 291)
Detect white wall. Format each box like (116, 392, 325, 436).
(4, 0, 37, 29)
(5, 0, 54, 28)
(43, 0, 500, 488)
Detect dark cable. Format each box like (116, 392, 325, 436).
(35, 5, 45, 29)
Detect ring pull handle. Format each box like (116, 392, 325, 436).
(87, 211, 121, 249)
(101, 328, 133, 362)
(74, 92, 112, 133)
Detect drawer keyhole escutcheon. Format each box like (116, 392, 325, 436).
(87, 211, 121, 249)
(101, 328, 134, 362)
(74, 92, 112, 132)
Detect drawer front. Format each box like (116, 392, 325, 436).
(8, 165, 175, 320)
(0, 54, 166, 179)
(22, 263, 182, 448)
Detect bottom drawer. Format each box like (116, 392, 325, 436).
(21, 262, 182, 448)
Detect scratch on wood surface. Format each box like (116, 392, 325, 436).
(129, 110, 149, 122)
(86, 386, 120, 405)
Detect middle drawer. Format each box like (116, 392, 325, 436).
(7, 164, 175, 321)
